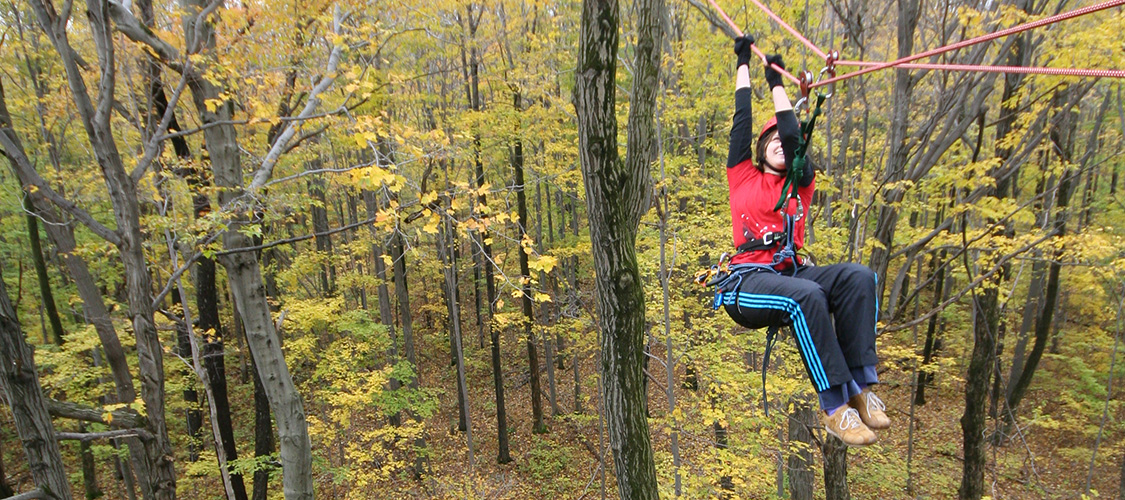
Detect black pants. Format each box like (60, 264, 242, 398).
(721, 263, 879, 393)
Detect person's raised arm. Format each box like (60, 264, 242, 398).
(763, 55, 813, 186)
(727, 35, 756, 168)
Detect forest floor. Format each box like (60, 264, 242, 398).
(406, 328, 1124, 499)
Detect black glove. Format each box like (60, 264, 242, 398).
(764, 54, 785, 89)
(733, 35, 755, 68)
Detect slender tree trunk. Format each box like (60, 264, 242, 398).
(439, 198, 475, 468)
(25, 198, 63, 345)
(1005, 89, 1106, 423)
(0, 268, 73, 500)
(390, 229, 427, 475)
(787, 398, 815, 500)
(537, 180, 561, 417)
(575, 0, 663, 496)
(512, 100, 547, 433)
(458, 11, 511, 460)
(569, 194, 583, 414)
(823, 436, 850, 500)
(866, 0, 919, 296)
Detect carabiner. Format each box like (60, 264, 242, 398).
(816, 50, 839, 99)
(794, 70, 815, 114)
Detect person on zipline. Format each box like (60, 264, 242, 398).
(717, 35, 890, 446)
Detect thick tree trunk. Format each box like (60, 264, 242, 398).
(575, 0, 663, 496)
(173, 0, 313, 495)
(0, 269, 73, 500)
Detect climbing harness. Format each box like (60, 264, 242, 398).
(700, 195, 805, 416)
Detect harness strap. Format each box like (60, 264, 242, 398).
(762, 325, 779, 417)
(736, 231, 787, 253)
(773, 92, 827, 212)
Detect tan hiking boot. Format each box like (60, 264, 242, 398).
(821, 406, 877, 446)
(849, 389, 891, 430)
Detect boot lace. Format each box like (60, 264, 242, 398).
(837, 408, 862, 431)
(864, 392, 886, 414)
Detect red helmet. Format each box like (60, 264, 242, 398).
(758, 116, 778, 142)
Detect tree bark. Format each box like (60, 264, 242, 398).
(25, 198, 63, 346)
(26, 3, 177, 496)
(822, 436, 850, 500)
(172, 0, 314, 495)
(438, 198, 475, 468)
(866, 0, 919, 294)
(787, 399, 816, 500)
(458, 14, 511, 458)
(390, 229, 427, 476)
(575, 0, 663, 496)
(512, 96, 547, 433)
(0, 268, 72, 500)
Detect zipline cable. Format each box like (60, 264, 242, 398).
(833, 60, 1125, 79)
(813, 0, 1125, 88)
(702, 0, 1125, 84)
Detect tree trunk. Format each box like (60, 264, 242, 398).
(25, 198, 63, 346)
(512, 98, 547, 433)
(537, 180, 561, 417)
(0, 268, 73, 500)
(1005, 88, 1106, 424)
(455, 12, 510, 459)
(575, 0, 663, 496)
(172, 288, 203, 462)
(439, 201, 475, 468)
(822, 436, 850, 500)
(787, 399, 816, 500)
(365, 190, 402, 425)
(1, 79, 146, 496)
(866, 0, 919, 296)
(390, 230, 427, 476)
(173, 0, 314, 495)
(568, 194, 583, 414)
(26, 3, 177, 496)
(26, 197, 103, 498)
(0, 435, 13, 498)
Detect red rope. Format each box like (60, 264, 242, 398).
(813, 0, 1125, 88)
(836, 60, 1125, 79)
(743, 0, 827, 60)
(704, 0, 802, 85)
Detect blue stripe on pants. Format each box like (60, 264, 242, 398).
(722, 292, 830, 391)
